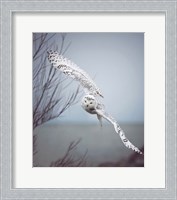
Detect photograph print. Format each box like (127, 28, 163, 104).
(33, 32, 144, 167)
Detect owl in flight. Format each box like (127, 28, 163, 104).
(47, 50, 142, 154)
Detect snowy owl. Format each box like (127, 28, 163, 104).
(47, 50, 143, 154)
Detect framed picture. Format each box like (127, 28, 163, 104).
(33, 32, 144, 167)
(1, 0, 176, 199)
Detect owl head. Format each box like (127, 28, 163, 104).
(81, 95, 98, 114)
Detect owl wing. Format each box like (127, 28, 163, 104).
(96, 108, 143, 154)
(47, 50, 103, 98)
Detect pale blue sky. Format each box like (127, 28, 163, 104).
(51, 33, 144, 124)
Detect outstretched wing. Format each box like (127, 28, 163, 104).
(96, 109, 143, 154)
(47, 50, 103, 98)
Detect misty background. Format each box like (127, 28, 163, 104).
(33, 33, 144, 167)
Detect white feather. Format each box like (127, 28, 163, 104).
(47, 51, 143, 154)
(47, 50, 103, 97)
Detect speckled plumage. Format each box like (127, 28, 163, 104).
(47, 50, 103, 98)
(81, 95, 142, 154)
(47, 50, 142, 154)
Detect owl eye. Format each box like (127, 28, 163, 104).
(90, 102, 92, 104)
(85, 100, 87, 103)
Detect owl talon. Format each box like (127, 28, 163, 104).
(97, 114, 103, 127)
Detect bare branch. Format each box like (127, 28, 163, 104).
(33, 33, 81, 129)
(50, 139, 88, 167)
